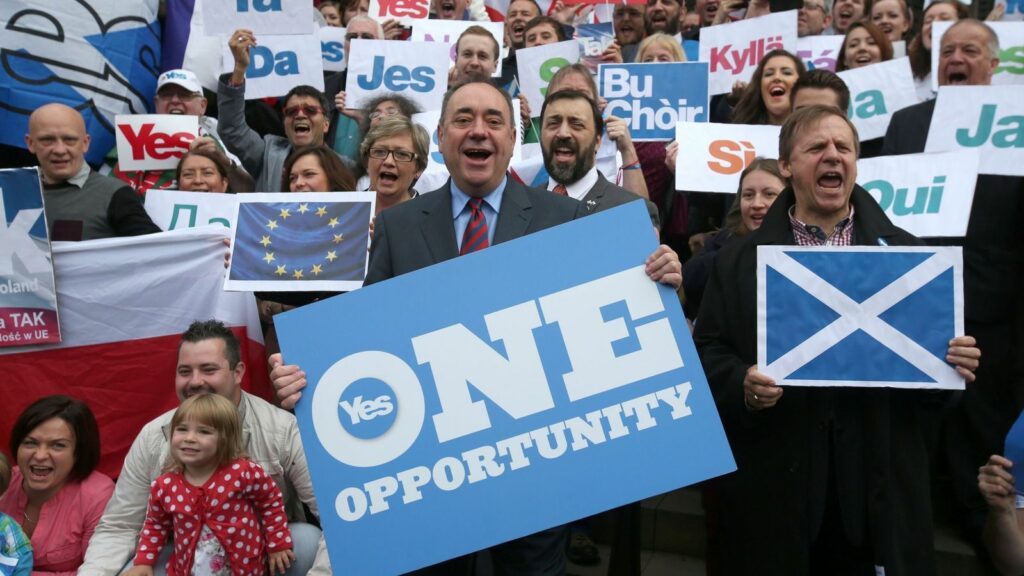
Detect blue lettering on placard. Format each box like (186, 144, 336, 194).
(431, 129, 443, 164)
(864, 176, 945, 215)
(356, 55, 436, 92)
(956, 104, 1024, 149)
(605, 98, 705, 130)
(322, 41, 345, 63)
(849, 89, 887, 119)
(237, 0, 282, 12)
(247, 46, 300, 78)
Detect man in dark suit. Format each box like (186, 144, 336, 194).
(881, 18, 1024, 544)
(539, 89, 660, 229)
(270, 80, 682, 575)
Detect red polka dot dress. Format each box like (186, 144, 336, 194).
(133, 459, 293, 575)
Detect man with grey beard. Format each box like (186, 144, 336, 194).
(539, 90, 659, 227)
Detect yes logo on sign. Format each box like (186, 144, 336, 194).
(368, 0, 430, 24)
(337, 379, 396, 436)
(857, 150, 979, 238)
(600, 62, 709, 141)
(347, 40, 451, 111)
(675, 122, 780, 192)
(926, 85, 1024, 176)
(115, 115, 199, 171)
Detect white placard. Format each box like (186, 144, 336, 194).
(994, 0, 1024, 21)
(796, 35, 843, 72)
(220, 34, 324, 99)
(698, 11, 799, 95)
(203, 0, 312, 35)
(837, 57, 918, 140)
(931, 21, 1024, 91)
(145, 190, 241, 230)
(115, 115, 199, 171)
(674, 122, 780, 193)
(925, 85, 1024, 176)
(516, 41, 582, 115)
(346, 40, 450, 111)
(892, 40, 906, 59)
(367, 0, 431, 24)
(857, 150, 979, 237)
(320, 26, 347, 72)
(410, 20, 507, 72)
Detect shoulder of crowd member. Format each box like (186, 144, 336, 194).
(106, 182, 162, 236)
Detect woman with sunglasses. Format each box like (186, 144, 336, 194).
(359, 116, 429, 216)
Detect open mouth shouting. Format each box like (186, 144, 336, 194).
(767, 83, 788, 101)
(27, 464, 55, 483)
(853, 51, 875, 66)
(551, 139, 578, 165)
(944, 68, 970, 84)
(439, 0, 458, 18)
(817, 170, 844, 194)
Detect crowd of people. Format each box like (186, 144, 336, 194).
(2, 0, 1022, 573)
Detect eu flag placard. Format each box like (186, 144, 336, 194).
(225, 193, 375, 292)
(757, 246, 965, 390)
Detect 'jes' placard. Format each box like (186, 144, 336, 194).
(275, 202, 735, 575)
(346, 40, 451, 111)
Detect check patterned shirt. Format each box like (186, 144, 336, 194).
(788, 205, 855, 246)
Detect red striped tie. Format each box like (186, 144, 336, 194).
(553, 184, 567, 196)
(460, 197, 490, 255)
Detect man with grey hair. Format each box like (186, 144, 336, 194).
(798, 0, 832, 36)
(882, 17, 1024, 545)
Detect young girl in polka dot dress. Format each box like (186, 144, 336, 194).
(125, 394, 295, 576)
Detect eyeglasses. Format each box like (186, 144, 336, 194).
(346, 32, 377, 41)
(801, 1, 826, 10)
(156, 91, 202, 101)
(369, 108, 400, 120)
(283, 105, 324, 118)
(368, 147, 417, 162)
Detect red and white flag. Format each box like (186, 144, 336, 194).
(0, 228, 268, 478)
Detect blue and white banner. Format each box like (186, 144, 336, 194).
(600, 62, 709, 141)
(576, 23, 615, 74)
(220, 34, 324, 99)
(346, 40, 450, 112)
(0, 0, 161, 165)
(275, 202, 735, 575)
(225, 192, 374, 292)
(757, 246, 965, 389)
(0, 168, 60, 347)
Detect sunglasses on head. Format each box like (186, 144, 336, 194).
(283, 105, 323, 118)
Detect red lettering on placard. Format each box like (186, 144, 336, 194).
(707, 140, 756, 174)
(118, 123, 196, 161)
(376, 0, 429, 19)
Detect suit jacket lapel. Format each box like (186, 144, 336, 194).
(493, 177, 533, 244)
(419, 182, 459, 261)
(582, 174, 610, 213)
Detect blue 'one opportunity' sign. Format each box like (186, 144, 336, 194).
(275, 201, 735, 575)
(599, 62, 709, 141)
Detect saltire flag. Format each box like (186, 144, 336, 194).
(509, 152, 551, 188)
(757, 246, 965, 390)
(0, 228, 268, 478)
(226, 193, 375, 292)
(484, 0, 510, 20)
(0, 0, 161, 165)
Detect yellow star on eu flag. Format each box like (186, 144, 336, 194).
(316, 206, 328, 217)
(326, 250, 338, 262)
(328, 217, 339, 228)
(266, 219, 278, 230)
(297, 203, 310, 214)
(292, 269, 304, 279)
(275, 265, 287, 276)
(333, 233, 344, 244)
(263, 252, 275, 264)
(279, 208, 291, 219)
(259, 235, 272, 247)
(311, 264, 323, 276)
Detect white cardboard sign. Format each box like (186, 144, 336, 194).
(220, 34, 325, 99)
(346, 40, 450, 111)
(857, 150, 979, 238)
(367, 0, 431, 24)
(320, 26, 347, 72)
(674, 122, 781, 193)
(837, 57, 918, 140)
(516, 41, 582, 115)
(931, 21, 1024, 91)
(796, 35, 843, 72)
(203, 0, 312, 35)
(145, 190, 240, 230)
(115, 114, 199, 171)
(698, 11, 799, 95)
(410, 20, 507, 72)
(925, 85, 1024, 176)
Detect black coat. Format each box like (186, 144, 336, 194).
(694, 185, 945, 575)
